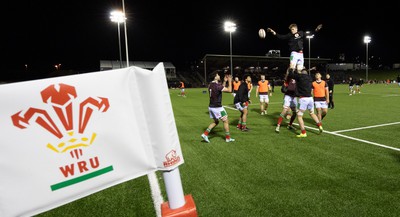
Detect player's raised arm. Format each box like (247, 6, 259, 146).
(222, 75, 233, 93)
(267, 28, 276, 35)
(315, 24, 323, 32)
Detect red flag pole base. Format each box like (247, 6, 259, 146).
(161, 194, 197, 217)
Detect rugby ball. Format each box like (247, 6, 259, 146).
(258, 28, 266, 39)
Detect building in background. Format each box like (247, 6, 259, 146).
(99, 60, 177, 80)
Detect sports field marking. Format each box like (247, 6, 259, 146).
(332, 122, 400, 133)
(248, 101, 282, 105)
(299, 124, 400, 152)
(223, 105, 400, 152)
(361, 92, 400, 97)
(147, 172, 163, 217)
(223, 105, 238, 111)
(382, 94, 400, 97)
(223, 102, 281, 111)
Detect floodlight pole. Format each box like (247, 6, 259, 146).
(122, 0, 130, 67)
(366, 42, 368, 81)
(224, 21, 236, 77)
(229, 31, 233, 77)
(117, 23, 123, 68)
(306, 32, 314, 75)
(110, 11, 125, 68)
(203, 59, 207, 86)
(364, 36, 371, 82)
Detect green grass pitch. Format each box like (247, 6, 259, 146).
(39, 83, 400, 217)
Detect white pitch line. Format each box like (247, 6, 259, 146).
(247, 101, 282, 105)
(332, 122, 400, 133)
(224, 108, 400, 152)
(147, 172, 163, 217)
(295, 124, 400, 152)
(223, 105, 238, 111)
(223, 102, 281, 111)
(329, 132, 400, 152)
(382, 94, 400, 97)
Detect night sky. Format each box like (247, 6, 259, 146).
(4, 1, 400, 76)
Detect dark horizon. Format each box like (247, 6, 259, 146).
(4, 1, 400, 78)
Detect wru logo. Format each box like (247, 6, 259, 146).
(11, 83, 110, 159)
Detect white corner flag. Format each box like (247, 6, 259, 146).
(0, 63, 184, 217)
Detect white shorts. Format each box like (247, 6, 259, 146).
(259, 94, 269, 103)
(298, 97, 314, 112)
(314, 101, 328, 109)
(290, 51, 304, 69)
(208, 107, 228, 120)
(180, 88, 185, 93)
(235, 102, 248, 112)
(283, 95, 297, 109)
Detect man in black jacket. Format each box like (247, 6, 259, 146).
(234, 75, 251, 132)
(325, 73, 334, 109)
(397, 75, 400, 87)
(268, 23, 322, 73)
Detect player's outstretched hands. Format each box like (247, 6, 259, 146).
(316, 24, 323, 31)
(224, 74, 232, 82)
(267, 28, 276, 35)
(227, 75, 233, 82)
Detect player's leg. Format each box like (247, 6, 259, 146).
(235, 102, 244, 129)
(319, 100, 328, 120)
(264, 95, 269, 114)
(202, 108, 220, 142)
(276, 96, 290, 132)
(296, 109, 307, 137)
(296, 53, 305, 72)
(275, 108, 287, 133)
(276, 107, 288, 133)
(259, 96, 265, 115)
(287, 106, 297, 130)
(296, 97, 307, 137)
(202, 119, 218, 143)
(222, 115, 235, 142)
(308, 101, 323, 133)
(316, 107, 322, 121)
(241, 108, 249, 132)
(287, 97, 298, 130)
(289, 51, 299, 72)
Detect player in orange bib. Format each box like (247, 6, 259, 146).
(179, 81, 186, 97)
(256, 74, 271, 115)
(247, 79, 253, 103)
(312, 72, 329, 121)
(232, 76, 241, 97)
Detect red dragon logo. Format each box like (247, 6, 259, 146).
(11, 83, 110, 159)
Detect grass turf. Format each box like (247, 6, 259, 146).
(38, 83, 400, 217)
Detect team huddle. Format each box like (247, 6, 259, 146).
(201, 22, 331, 142)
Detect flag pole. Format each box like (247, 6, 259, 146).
(162, 168, 185, 209)
(161, 167, 197, 217)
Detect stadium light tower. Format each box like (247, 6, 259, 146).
(364, 35, 371, 82)
(121, 0, 129, 67)
(224, 21, 236, 77)
(110, 10, 126, 68)
(306, 31, 314, 74)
